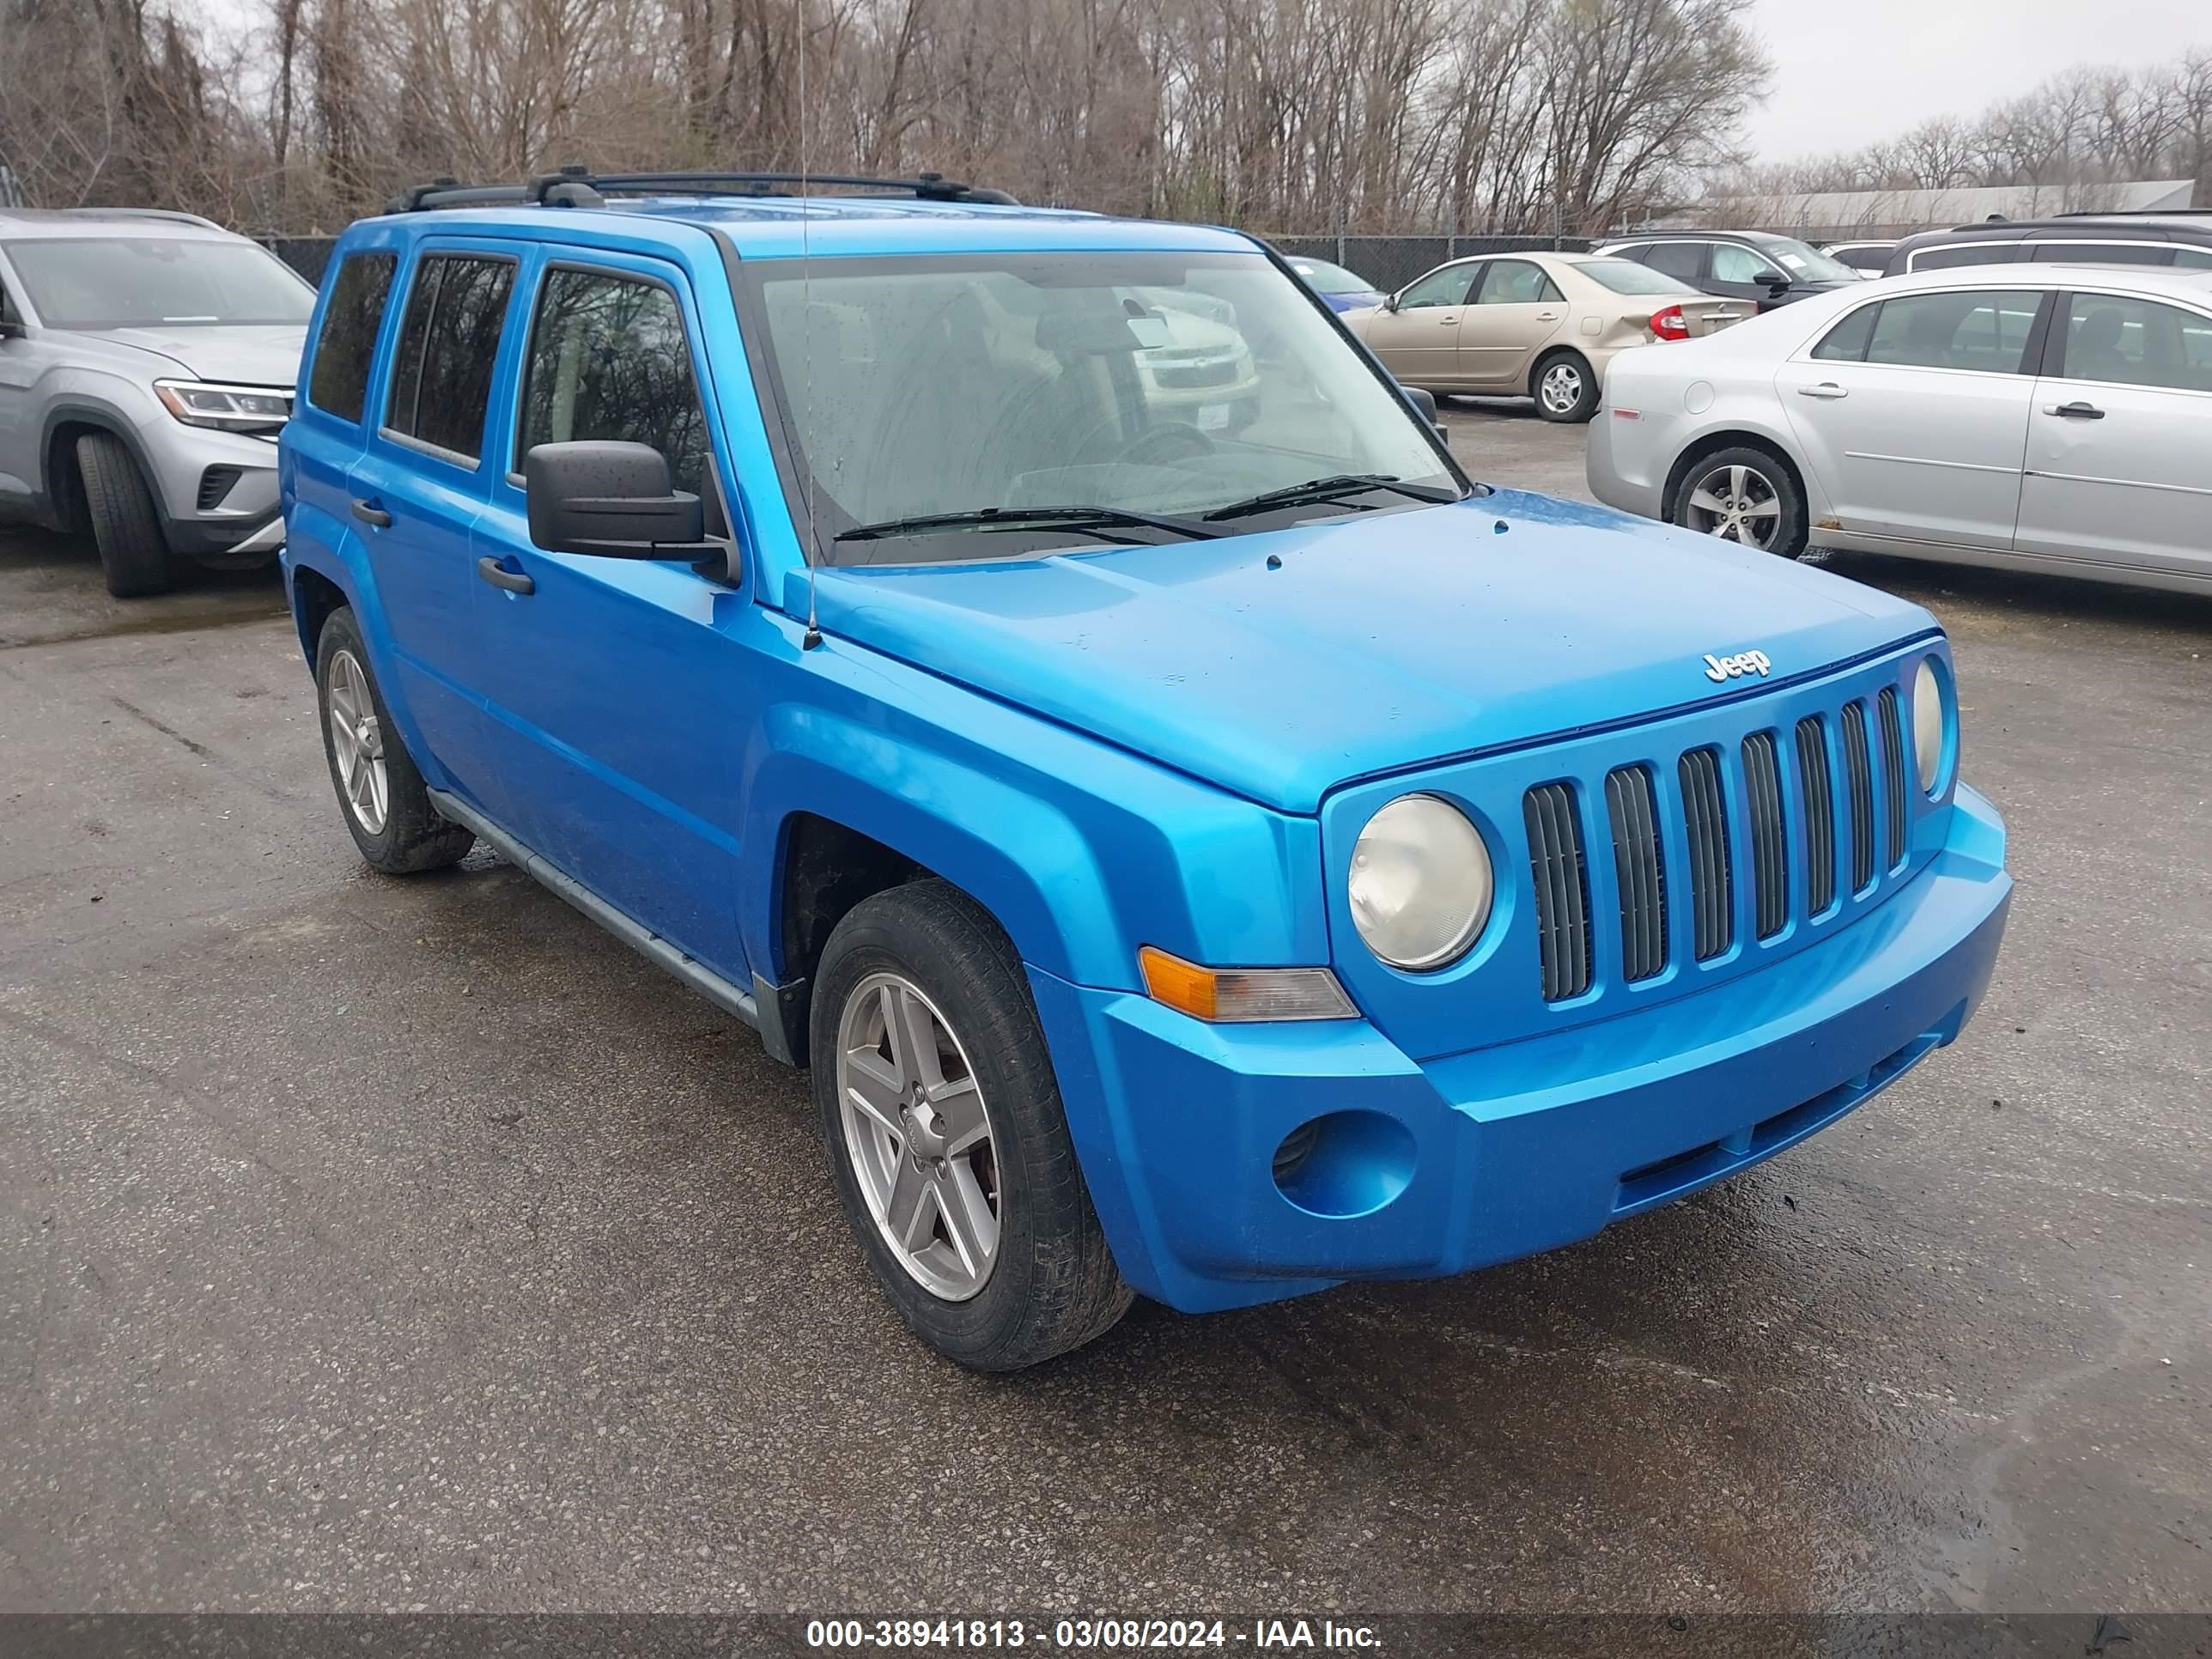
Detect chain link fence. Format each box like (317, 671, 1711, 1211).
(264, 231, 1596, 292)
(1266, 234, 1595, 292)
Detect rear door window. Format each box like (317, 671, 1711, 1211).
(307, 252, 396, 423)
(1644, 243, 1706, 283)
(383, 252, 516, 464)
(1910, 244, 2014, 272)
(2029, 241, 2169, 266)
(1863, 290, 2042, 374)
(1474, 260, 1564, 304)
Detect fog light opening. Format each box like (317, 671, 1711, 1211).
(1271, 1110, 1417, 1219)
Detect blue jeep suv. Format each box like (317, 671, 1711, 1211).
(278, 171, 2012, 1370)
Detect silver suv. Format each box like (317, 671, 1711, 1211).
(0, 208, 313, 595)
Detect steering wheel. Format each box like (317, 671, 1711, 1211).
(1105, 421, 1217, 468)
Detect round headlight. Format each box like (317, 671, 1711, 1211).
(1912, 659, 1946, 793)
(1348, 794, 1492, 970)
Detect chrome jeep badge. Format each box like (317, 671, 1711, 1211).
(1704, 649, 1773, 683)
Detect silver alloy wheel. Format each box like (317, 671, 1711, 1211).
(325, 648, 389, 835)
(1538, 359, 1585, 415)
(836, 971, 1001, 1302)
(1682, 462, 1784, 550)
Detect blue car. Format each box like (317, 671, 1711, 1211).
(277, 172, 2011, 1370)
(1286, 253, 1389, 313)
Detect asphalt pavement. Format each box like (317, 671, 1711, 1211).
(2, 405, 2207, 1619)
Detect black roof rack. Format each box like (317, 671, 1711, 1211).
(386, 166, 1018, 215)
(2053, 207, 2210, 219)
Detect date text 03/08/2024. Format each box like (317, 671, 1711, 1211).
(804, 1618, 1381, 1649)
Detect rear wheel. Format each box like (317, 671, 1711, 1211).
(1532, 350, 1599, 422)
(811, 879, 1132, 1370)
(76, 432, 173, 598)
(313, 608, 475, 873)
(1671, 447, 1808, 557)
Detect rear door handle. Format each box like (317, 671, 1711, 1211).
(350, 498, 392, 527)
(1535, 311, 1561, 321)
(476, 556, 535, 596)
(1796, 382, 1849, 399)
(2045, 401, 2105, 419)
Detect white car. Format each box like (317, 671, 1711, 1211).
(1587, 264, 2212, 595)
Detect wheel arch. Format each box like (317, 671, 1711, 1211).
(750, 744, 1117, 1001)
(40, 402, 155, 534)
(1660, 427, 1810, 523)
(1527, 342, 1592, 398)
(289, 563, 349, 672)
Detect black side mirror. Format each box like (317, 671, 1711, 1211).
(1397, 383, 1449, 442)
(1761, 274, 1791, 294)
(523, 441, 711, 559)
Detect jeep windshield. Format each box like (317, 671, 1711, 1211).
(8, 238, 315, 330)
(739, 250, 1466, 563)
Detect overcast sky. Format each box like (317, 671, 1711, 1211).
(1743, 0, 2194, 161)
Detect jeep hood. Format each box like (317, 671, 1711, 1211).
(86, 325, 307, 387)
(805, 489, 1936, 815)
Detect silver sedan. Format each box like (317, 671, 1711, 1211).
(1587, 264, 2212, 596)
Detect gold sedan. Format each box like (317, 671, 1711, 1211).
(1341, 252, 1745, 422)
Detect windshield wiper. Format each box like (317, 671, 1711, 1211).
(1202, 473, 1461, 523)
(834, 503, 1222, 545)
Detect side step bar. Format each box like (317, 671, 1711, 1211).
(427, 787, 759, 1030)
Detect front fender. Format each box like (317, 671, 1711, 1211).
(739, 653, 1329, 990)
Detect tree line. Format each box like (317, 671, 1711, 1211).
(3, 0, 1768, 236)
(1711, 52, 2212, 206)
(9, 1, 2203, 243)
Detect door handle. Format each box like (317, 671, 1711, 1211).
(2045, 401, 2105, 419)
(1796, 383, 1849, 399)
(1438, 315, 1460, 325)
(476, 556, 535, 596)
(1535, 311, 1561, 321)
(350, 498, 392, 527)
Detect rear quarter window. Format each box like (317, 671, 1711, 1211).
(307, 252, 397, 423)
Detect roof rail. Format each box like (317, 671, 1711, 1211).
(387, 166, 1018, 214)
(58, 206, 227, 231)
(2052, 206, 2209, 218)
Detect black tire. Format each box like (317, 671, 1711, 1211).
(811, 879, 1132, 1370)
(1669, 444, 1809, 558)
(1530, 349, 1599, 423)
(76, 432, 173, 598)
(313, 608, 475, 874)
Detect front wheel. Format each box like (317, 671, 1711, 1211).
(76, 432, 173, 597)
(811, 879, 1132, 1370)
(1532, 351, 1599, 422)
(1670, 447, 1809, 557)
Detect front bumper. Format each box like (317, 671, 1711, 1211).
(137, 412, 285, 556)
(1030, 785, 2009, 1313)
